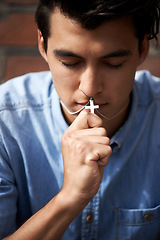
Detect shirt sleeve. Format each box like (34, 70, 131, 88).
(0, 142, 18, 239)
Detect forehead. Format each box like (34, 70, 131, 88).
(48, 8, 137, 54)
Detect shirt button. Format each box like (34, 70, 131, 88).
(86, 214, 93, 223)
(143, 213, 154, 221)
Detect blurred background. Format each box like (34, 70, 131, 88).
(0, 0, 160, 84)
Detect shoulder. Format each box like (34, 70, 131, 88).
(0, 71, 53, 110)
(135, 70, 160, 105)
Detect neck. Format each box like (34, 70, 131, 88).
(102, 101, 131, 138)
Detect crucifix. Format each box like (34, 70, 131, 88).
(85, 97, 99, 113)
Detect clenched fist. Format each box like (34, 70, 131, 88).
(61, 110, 112, 204)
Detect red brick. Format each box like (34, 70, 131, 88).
(138, 57, 160, 77)
(5, 55, 49, 81)
(4, 0, 39, 4)
(0, 55, 5, 84)
(0, 13, 37, 46)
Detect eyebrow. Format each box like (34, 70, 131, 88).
(53, 49, 132, 59)
(53, 49, 81, 58)
(102, 50, 132, 59)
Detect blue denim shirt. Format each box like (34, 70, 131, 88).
(0, 71, 160, 239)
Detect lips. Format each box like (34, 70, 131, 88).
(77, 100, 90, 106)
(77, 101, 108, 108)
(76, 95, 110, 108)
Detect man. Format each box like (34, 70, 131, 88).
(0, 0, 160, 239)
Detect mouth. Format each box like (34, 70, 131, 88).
(77, 100, 109, 109)
(76, 100, 90, 107)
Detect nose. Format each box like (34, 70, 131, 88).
(79, 66, 103, 97)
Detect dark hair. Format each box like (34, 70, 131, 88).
(35, 0, 160, 51)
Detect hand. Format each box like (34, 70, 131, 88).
(61, 110, 112, 204)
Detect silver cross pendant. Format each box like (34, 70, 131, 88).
(85, 97, 99, 113)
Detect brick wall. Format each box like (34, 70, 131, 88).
(0, 0, 160, 84)
(0, 0, 49, 84)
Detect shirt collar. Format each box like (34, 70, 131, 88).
(51, 86, 69, 135)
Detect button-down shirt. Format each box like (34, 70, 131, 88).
(0, 70, 160, 239)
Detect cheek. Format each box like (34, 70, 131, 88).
(108, 70, 135, 101)
(49, 65, 79, 98)
(118, 76, 135, 104)
(53, 71, 78, 89)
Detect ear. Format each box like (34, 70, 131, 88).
(38, 30, 48, 63)
(138, 35, 150, 66)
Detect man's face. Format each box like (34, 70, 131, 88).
(40, 8, 148, 125)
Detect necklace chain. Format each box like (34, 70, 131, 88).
(60, 99, 90, 115)
(95, 103, 129, 121)
(60, 99, 128, 121)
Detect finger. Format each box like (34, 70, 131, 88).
(66, 127, 109, 145)
(86, 144, 112, 165)
(97, 149, 112, 167)
(76, 136, 110, 145)
(71, 127, 107, 137)
(69, 110, 103, 131)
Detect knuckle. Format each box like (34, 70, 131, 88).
(104, 138, 110, 145)
(61, 130, 74, 146)
(97, 117, 103, 127)
(107, 137, 111, 145)
(61, 132, 68, 143)
(61, 133, 66, 145)
(102, 135, 110, 145)
(107, 145, 112, 156)
(100, 127, 107, 136)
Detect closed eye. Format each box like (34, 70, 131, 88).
(104, 62, 123, 69)
(60, 61, 81, 69)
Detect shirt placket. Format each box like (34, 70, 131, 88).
(81, 189, 100, 240)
